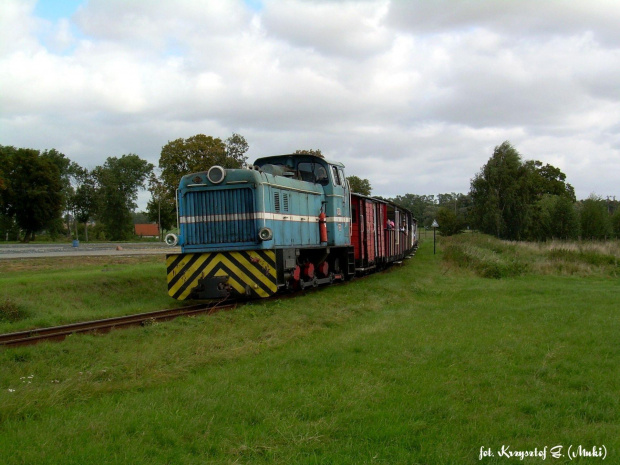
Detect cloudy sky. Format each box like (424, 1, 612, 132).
(1, 0, 619, 209)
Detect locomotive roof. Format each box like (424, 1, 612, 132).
(253, 153, 345, 168)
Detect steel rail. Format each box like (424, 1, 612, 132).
(0, 303, 235, 348)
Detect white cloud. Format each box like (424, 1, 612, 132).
(1, 0, 619, 206)
(261, 0, 393, 58)
(386, 0, 620, 45)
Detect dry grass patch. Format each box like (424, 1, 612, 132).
(442, 235, 619, 278)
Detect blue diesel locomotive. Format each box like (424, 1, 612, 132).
(166, 153, 416, 300)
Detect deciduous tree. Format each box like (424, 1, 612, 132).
(0, 146, 64, 242)
(225, 133, 249, 166)
(93, 154, 153, 241)
(68, 166, 97, 241)
(579, 195, 611, 240)
(391, 194, 436, 228)
(347, 175, 372, 195)
(470, 141, 530, 239)
(550, 195, 579, 240)
(146, 172, 176, 238)
(437, 207, 462, 236)
(470, 141, 575, 240)
(611, 208, 620, 239)
(159, 133, 249, 195)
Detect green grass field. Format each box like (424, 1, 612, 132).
(1, 237, 618, 464)
(0, 256, 177, 332)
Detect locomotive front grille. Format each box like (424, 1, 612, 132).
(181, 188, 256, 245)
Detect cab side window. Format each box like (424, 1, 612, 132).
(338, 168, 347, 189)
(331, 166, 341, 186)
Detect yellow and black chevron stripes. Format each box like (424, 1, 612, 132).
(166, 250, 277, 300)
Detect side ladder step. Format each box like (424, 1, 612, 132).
(347, 249, 355, 276)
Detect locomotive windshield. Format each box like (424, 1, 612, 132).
(298, 162, 329, 185)
(253, 154, 335, 186)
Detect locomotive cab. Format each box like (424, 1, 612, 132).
(252, 154, 351, 247)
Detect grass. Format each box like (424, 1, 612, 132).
(442, 234, 620, 278)
(0, 298, 29, 323)
(0, 237, 618, 464)
(0, 256, 178, 333)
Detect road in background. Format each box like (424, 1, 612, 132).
(0, 242, 181, 259)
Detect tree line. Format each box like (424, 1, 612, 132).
(388, 141, 620, 240)
(468, 141, 619, 240)
(0, 134, 249, 242)
(2, 137, 619, 242)
(0, 146, 153, 242)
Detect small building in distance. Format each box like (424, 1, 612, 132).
(134, 224, 160, 238)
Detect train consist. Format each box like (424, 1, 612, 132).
(165, 153, 417, 300)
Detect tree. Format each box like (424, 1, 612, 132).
(0, 146, 64, 242)
(391, 194, 436, 227)
(470, 141, 574, 240)
(470, 142, 531, 240)
(531, 194, 581, 241)
(437, 207, 462, 236)
(0, 147, 11, 216)
(437, 192, 472, 229)
(68, 166, 97, 241)
(579, 195, 611, 240)
(550, 195, 579, 240)
(529, 161, 576, 201)
(0, 147, 13, 240)
(146, 172, 176, 239)
(611, 208, 620, 239)
(225, 133, 249, 166)
(132, 211, 150, 224)
(41, 149, 77, 239)
(93, 154, 153, 241)
(159, 133, 248, 196)
(347, 175, 372, 195)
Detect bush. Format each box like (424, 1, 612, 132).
(0, 298, 29, 322)
(437, 207, 463, 236)
(442, 237, 528, 278)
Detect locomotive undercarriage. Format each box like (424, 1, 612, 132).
(277, 246, 355, 292)
(174, 242, 417, 301)
(167, 246, 356, 302)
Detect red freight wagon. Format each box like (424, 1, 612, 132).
(351, 193, 418, 273)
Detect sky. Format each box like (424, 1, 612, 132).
(1, 0, 619, 210)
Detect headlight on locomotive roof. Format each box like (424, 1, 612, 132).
(258, 227, 273, 241)
(207, 165, 226, 184)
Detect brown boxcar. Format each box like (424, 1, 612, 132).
(351, 193, 417, 273)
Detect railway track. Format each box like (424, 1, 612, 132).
(0, 303, 235, 348)
(0, 254, 416, 349)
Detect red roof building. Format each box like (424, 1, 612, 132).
(134, 224, 160, 238)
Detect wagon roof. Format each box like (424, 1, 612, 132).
(351, 192, 416, 220)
